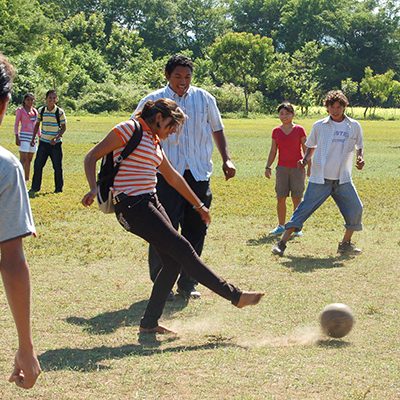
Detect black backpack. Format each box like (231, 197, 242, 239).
(40, 105, 61, 127)
(96, 119, 143, 213)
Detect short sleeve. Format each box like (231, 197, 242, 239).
(112, 121, 136, 145)
(305, 123, 318, 148)
(206, 93, 224, 132)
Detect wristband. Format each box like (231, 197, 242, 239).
(193, 202, 205, 210)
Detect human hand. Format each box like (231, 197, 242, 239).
(82, 189, 97, 207)
(197, 206, 211, 226)
(9, 348, 41, 389)
(222, 160, 236, 181)
(356, 156, 365, 170)
(30, 138, 35, 147)
(15, 135, 20, 146)
(297, 159, 307, 169)
(264, 168, 272, 179)
(50, 137, 58, 146)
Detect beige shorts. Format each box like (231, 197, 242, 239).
(275, 165, 305, 198)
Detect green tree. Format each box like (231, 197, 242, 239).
(230, 0, 283, 46)
(286, 41, 323, 114)
(178, 0, 231, 58)
(341, 78, 358, 106)
(360, 67, 396, 117)
(0, 0, 49, 55)
(209, 32, 274, 114)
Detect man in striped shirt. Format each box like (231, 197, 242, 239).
(134, 54, 236, 300)
(30, 90, 67, 195)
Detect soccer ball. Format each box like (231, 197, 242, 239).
(320, 303, 354, 338)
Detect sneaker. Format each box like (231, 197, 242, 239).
(269, 225, 285, 236)
(293, 230, 303, 237)
(177, 287, 201, 299)
(272, 240, 287, 256)
(337, 241, 362, 255)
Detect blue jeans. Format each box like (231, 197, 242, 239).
(285, 180, 363, 231)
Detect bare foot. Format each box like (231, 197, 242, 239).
(139, 325, 177, 335)
(235, 292, 264, 308)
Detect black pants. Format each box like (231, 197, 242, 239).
(31, 141, 63, 192)
(148, 171, 212, 291)
(114, 193, 241, 329)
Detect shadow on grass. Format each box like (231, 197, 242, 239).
(317, 339, 352, 348)
(66, 296, 188, 335)
(39, 338, 239, 372)
(247, 235, 279, 246)
(279, 255, 351, 272)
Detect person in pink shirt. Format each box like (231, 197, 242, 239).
(264, 102, 309, 236)
(14, 93, 38, 181)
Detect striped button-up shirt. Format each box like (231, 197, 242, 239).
(306, 115, 364, 184)
(133, 85, 224, 181)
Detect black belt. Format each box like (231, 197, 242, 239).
(113, 192, 155, 205)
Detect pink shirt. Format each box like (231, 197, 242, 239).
(14, 107, 39, 141)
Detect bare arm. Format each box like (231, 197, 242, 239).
(356, 148, 365, 170)
(51, 123, 67, 145)
(0, 238, 41, 389)
(300, 136, 312, 176)
(264, 139, 277, 179)
(298, 147, 315, 168)
(30, 122, 40, 146)
(158, 153, 211, 225)
(14, 110, 21, 145)
(212, 130, 236, 180)
(82, 130, 124, 207)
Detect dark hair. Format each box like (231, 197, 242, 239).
(165, 54, 194, 76)
(136, 98, 186, 129)
(277, 102, 295, 114)
(22, 92, 35, 107)
(324, 90, 349, 108)
(0, 53, 15, 101)
(45, 89, 57, 98)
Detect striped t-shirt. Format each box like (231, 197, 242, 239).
(37, 106, 66, 143)
(112, 119, 163, 197)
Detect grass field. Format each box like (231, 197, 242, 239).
(0, 114, 399, 400)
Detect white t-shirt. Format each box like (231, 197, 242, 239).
(324, 120, 351, 180)
(0, 146, 35, 243)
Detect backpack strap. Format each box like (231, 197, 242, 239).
(55, 106, 61, 128)
(109, 119, 143, 188)
(40, 106, 45, 121)
(115, 119, 143, 165)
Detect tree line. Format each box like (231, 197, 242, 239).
(1, 0, 399, 115)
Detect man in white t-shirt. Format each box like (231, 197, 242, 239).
(272, 90, 365, 256)
(133, 54, 236, 299)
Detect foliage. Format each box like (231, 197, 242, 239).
(210, 32, 274, 114)
(360, 67, 399, 117)
(0, 0, 399, 113)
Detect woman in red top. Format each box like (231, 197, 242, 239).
(82, 99, 263, 334)
(265, 103, 309, 236)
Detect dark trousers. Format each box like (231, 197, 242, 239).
(148, 170, 212, 291)
(31, 141, 63, 192)
(114, 193, 240, 329)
